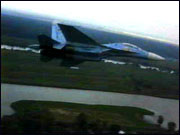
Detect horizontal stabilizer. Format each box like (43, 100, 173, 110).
(38, 34, 66, 49)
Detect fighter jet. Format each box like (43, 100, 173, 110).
(29, 23, 165, 66)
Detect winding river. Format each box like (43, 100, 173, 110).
(1, 83, 179, 130)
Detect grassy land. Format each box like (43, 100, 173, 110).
(11, 100, 154, 128)
(1, 49, 179, 99)
(6, 100, 167, 134)
(3, 100, 170, 134)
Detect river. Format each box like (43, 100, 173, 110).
(1, 83, 179, 130)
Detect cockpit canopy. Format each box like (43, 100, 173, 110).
(122, 43, 142, 50)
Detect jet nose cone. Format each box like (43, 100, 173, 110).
(148, 52, 165, 60)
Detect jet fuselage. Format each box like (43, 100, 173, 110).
(30, 23, 165, 66)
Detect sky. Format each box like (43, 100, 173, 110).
(1, 1, 179, 45)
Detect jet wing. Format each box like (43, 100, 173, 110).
(57, 24, 102, 46)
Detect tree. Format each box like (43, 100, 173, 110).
(75, 112, 88, 131)
(19, 108, 55, 134)
(89, 120, 99, 133)
(157, 115, 164, 126)
(168, 122, 176, 132)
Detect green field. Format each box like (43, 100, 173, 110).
(11, 100, 154, 127)
(2, 100, 168, 134)
(1, 49, 179, 99)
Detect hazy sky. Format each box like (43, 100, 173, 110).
(1, 1, 179, 45)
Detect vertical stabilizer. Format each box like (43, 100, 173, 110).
(52, 22, 66, 44)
